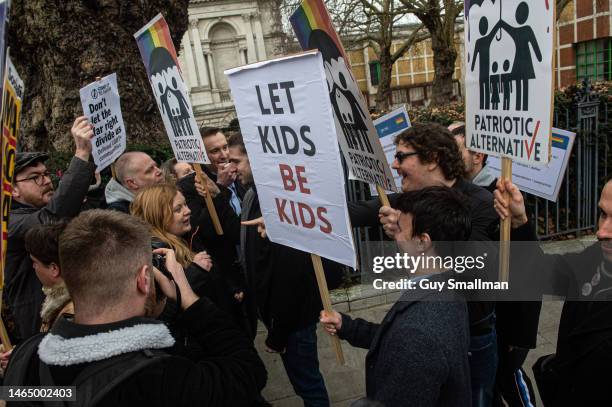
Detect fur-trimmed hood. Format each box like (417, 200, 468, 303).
(38, 316, 175, 366)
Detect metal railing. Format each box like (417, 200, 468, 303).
(528, 79, 610, 239)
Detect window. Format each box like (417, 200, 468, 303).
(369, 61, 381, 86)
(576, 38, 612, 82)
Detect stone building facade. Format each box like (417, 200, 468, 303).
(177, 0, 285, 127)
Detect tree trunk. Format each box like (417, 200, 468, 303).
(430, 32, 457, 106)
(375, 48, 393, 112)
(8, 0, 190, 152)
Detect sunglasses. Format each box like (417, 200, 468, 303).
(394, 151, 419, 164)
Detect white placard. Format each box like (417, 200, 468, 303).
(79, 73, 126, 171)
(369, 106, 411, 195)
(226, 51, 356, 268)
(487, 128, 575, 201)
(465, 0, 554, 165)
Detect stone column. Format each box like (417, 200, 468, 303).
(242, 14, 257, 63)
(252, 12, 267, 60)
(190, 19, 210, 88)
(181, 30, 198, 87)
(205, 51, 218, 89)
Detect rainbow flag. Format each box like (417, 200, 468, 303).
(134, 14, 179, 78)
(551, 133, 569, 150)
(290, 0, 349, 64)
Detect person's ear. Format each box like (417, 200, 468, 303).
(124, 177, 137, 190)
(417, 233, 433, 253)
(49, 263, 61, 280)
(12, 184, 21, 199)
(473, 153, 485, 166)
(136, 265, 151, 296)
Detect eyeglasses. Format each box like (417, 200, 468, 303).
(15, 171, 51, 186)
(394, 151, 419, 164)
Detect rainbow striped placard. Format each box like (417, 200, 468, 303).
(290, 0, 349, 65)
(134, 13, 179, 78)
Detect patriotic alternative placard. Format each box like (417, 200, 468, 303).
(290, 0, 396, 191)
(0, 54, 23, 287)
(465, 0, 554, 165)
(370, 106, 411, 195)
(134, 14, 208, 164)
(226, 52, 356, 268)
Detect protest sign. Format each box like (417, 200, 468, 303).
(79, 73, 126, 171)
(465, 0, 555, 281)
(0, 53, 22, 350)
(290, 0, 397, 195)
(226, 51, 354, 364)
(0, 0, 9, 113)
(487, 128, 575, 202)
(225, 51, 356, 269)
(369, 106, 411, 195)
(465, 0, 554, 165)
(135, 14, 223, 235)
(134, 14, 208, 165)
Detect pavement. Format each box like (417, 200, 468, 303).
(256, 236, 598, 406)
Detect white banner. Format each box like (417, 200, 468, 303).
(79, 73, 126, 171)
(487, 128, 575, 201)
(465, 0, 554, 165)
(226, 51, 356, 268)
(370, 106, 411, 195)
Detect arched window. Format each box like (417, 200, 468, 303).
(210, 22, 239, 90)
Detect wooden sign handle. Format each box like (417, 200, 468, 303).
(193, 164, 224, 236)
(376, 185, 390, 207)
(0, 315, 12, 352)
(311, 253, 344, 365)
(499, 157, 512, 282)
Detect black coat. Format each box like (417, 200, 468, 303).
(348, 178, 499, 328)
(219, 187, 324, 350)
(177, 173, 245, 293)
(4, 157, 94, 342)
(339, 273, 471, 407)
(511, 222, 612, 405)
(4, 298, 267, 407)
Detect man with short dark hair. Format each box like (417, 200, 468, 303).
(3, 209, 266, 406)
(200, 127, 245, 214)
(104, 151, 164, 212)
(450, 122, 496, 192)
(5, 116, 94, 342)
(216, 133, 332, 406)
(322, 187, 472, 407)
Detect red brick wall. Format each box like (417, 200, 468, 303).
(556, 0, 612, 88)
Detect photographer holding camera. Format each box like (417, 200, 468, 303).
(3, 209, 266, 406)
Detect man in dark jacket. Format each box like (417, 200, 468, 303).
(494, 178, 612, 406)
(5, 116, 95, 342)
(349, 122, 499, 406)
(321, 187, 472, 407)
(218, 133, 330, 406)
(452, 121, 540, 407)
(3, 209, 266, 406)
(104, 151, 164, 212)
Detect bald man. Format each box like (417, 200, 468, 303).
(105, 152, 164, 212)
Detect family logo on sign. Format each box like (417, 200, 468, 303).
(149, 47, 194, 140)
(465, 0, 553, 166)
(469, 1, 542, 111)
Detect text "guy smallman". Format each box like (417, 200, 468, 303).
(373, 278, 509, 291)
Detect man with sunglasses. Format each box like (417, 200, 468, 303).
(5, 116, 95, 342)
(348, 122, 500, 406)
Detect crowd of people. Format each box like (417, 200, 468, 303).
(0, 115, 610, 407)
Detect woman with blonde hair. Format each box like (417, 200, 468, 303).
(131, 183, 235, 315)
